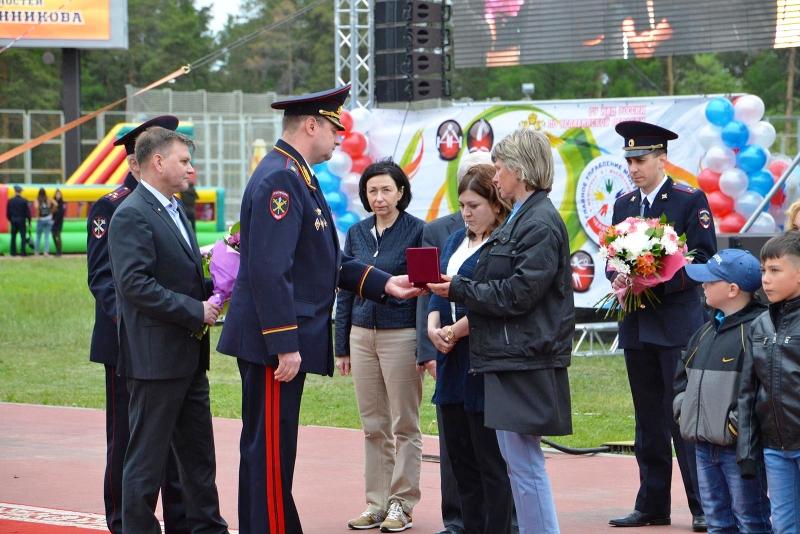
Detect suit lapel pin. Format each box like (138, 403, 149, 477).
(630, 196, 636, 202)
(661, 193, 668, 200)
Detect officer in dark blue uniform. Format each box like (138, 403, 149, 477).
(6, 184, 31, 256)
(607, 121, 716, 531)
(86, 115, 189, 534)
(217, 85, 420, 534)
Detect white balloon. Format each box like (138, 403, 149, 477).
(327, 150, 353, 176)
(350, 107, 374, 133)
(719, 168, 749, 197)
(746, 212, 776, 233)
(340, 172, 360, 197)
(703, 146, 736, 173)
(734, 95, 766, 126)
(749, 121, 776, 149)
(697, 124, 722, 150)
(349, 194, 368, 215)
(735, 191, 765, 219)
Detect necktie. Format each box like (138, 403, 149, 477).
(641, 198, 651, 217)
(166, 201, 192, 247)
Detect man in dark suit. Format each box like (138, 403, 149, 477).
(607, 121, 716, 531)
(6, 185, 30, 256)
(108, 126, 228, 534)
(216, 84, 420, 534)
(86, 115, 189, 534)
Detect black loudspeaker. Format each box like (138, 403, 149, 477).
(374, 1, 447, 24)
(375, 77, 450, 102)
(373, 0, 450, 103)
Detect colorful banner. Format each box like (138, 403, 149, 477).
(368, 96, 711, 308)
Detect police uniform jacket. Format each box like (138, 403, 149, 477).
(609, 178, 717, 349)
(87, 173, 138, 366)
(6, 194, 30, 224)
(217, 139, 390, 376)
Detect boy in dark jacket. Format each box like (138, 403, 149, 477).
(739, 232, 800, 534)
(674, 249, 771, 533)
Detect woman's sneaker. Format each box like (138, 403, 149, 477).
(380, 500, 413, 532)
(348, 509, 386, 530)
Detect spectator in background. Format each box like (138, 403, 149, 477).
(428, 163, 514, 534)
(415, 149, 494, 534)
(6, 185, 30, 257)
(181, 180, 198, 231)
(429, 129, 574, 534)
(34, 187, 55, 256)
(335, 160, 424, 532)
(52, 188, 65, 256)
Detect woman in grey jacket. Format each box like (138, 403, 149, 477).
(430, 128, 574, 534)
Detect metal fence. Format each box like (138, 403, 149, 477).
(1, 90, 799, 223)
(0, 108, 283, 222)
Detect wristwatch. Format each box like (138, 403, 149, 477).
(444, 325, 455, 343)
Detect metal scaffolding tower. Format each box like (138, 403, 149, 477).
(334, 0, 374, 109)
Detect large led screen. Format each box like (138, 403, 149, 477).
(454, 0, 799, 68)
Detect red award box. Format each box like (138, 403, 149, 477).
(406, 247, 441, 288)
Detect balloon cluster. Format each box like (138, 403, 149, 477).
(697, 95, 785, 233)
(314, 108, 375, 234)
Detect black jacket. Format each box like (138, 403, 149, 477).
(450, 190, 574, 373)
(108, 184, 208, 380)
(673, 300, 767, 447)
(738, 296, 800, 476)
(335, 211, 423, 356)
(6, 194, 30, 223)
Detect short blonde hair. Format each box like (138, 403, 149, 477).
(787, 200, 800, 231)
(492, 128, 554, 192)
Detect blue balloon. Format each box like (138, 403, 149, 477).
(324, 190, 348, 215)
(316, 169, 340, 194)
(721, 120, 750, 149)
(336, 211, 361, 233)
(737, 145, 768, 175)
(705, 97, 735, 127)
(747, 170, 774, 197)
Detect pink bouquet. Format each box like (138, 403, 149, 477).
(207, 223, 241, 307)
(597, 215, 691, 319)
(194, 223, 240, 339)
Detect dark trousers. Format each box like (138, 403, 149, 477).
(437, 404, 465, 533)
(440, 404, 513, 534)
(123, 369, 227, 534)
(624, 346, 703, 517)
(238, 359, 306, 534)
(103, 366, 188, 534)
(9, 220, 26, 256)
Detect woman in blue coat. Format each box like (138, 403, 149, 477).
(427, 163, 514, 534)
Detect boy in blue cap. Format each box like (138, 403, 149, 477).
(739, 232, 800, 534)
(674, 249, 771, 533)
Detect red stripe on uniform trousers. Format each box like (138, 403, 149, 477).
(265, 369, 278, 534)
(272, 371, 285, 533)
(108, 374, 118, 529)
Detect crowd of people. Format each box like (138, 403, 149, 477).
(81, 85, 800, 534)
(5, 185, 65, 256)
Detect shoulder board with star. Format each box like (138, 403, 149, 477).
(671, 182, 697, 194)
(103, 186, 131, 203)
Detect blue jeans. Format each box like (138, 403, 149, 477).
(35, 216, 52, 254)
(495, 431, 559, 534)
(763, 447, 800, 534)
(695, 442, 771, 533)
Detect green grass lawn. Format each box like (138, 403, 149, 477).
(0, 256, 634, 448)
